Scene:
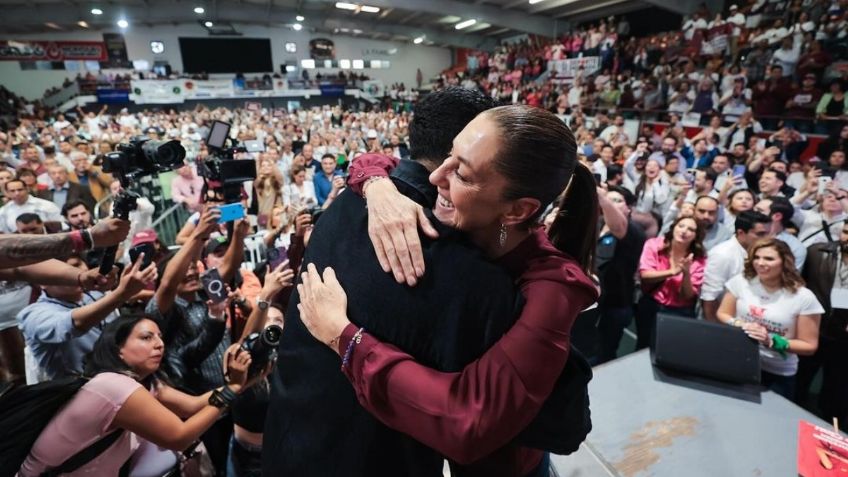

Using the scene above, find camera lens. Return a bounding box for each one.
[261,324,283,346]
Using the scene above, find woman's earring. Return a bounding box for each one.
[498,223,508,247]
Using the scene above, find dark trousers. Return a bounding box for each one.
[795,335,848,423]
[762,371,796,400]
[597,304,633,364]
[571,307,600,362]
[202,415,234,476]
[634,295,695,351]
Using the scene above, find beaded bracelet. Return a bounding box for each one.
[341,327,365,371]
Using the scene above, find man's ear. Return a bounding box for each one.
[501,197,542,227]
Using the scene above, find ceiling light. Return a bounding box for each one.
[335,2,358,10]
[455,19,477,30]
[194,6,205,13]
[204,21,213,27]
[45,22,62,29]
[296,15,305,21]
[90,8,103,15]
[529,0,544,3]
[117,19,129,28]
[361,5,380,13]
[77,20,89,28]
[353,29,362,34]
[413,36,424,44]
[340,28,350,32]
[292,23,303,30]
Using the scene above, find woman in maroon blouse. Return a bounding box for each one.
[298,105,600,477]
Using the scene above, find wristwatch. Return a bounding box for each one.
[257,298,271,311]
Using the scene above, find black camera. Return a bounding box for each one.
[103,136,186,187]
[198,121,256,204]
[96,135,185,274]
[240,324,282,378]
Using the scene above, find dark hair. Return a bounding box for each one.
[84,314,159,385]
[606,164,623,182]
[15,168,36,179]
[409,87,497,165]
[695,195,719,208]
[15,212,42,224]
[485,105,598,273]
[608,185,636,206]
[698,167,718,185]
[661,216,706,259]
[4,178,25,190]
[734,210,771,233]
[767,195,794,229]
[764,167,787,183]
[61,199,90,218]
[743,238,805,292]
[321,153,335,161]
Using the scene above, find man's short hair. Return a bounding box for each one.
[695,195,719,208]
[768,195,794,228]
[62,199,90,218]
[608,185,636,206]
[735,210,771,233]
[765,167,787,183]
[321,153,335,161]
[4,178,25,191]
[698,167,718,185]
[408,87,497,164]
[607,164,623,181]
[15,213,42,225]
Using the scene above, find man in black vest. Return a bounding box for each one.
[263,88,520,476]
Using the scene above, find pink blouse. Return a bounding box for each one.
[638,237,706,308]
[19,372,143,477]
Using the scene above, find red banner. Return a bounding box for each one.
[0,41,108,61]
[798,420,848,476]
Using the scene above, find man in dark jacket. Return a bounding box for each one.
[36,165,96,211]
[798,223,848,425]
[265,89,523,476]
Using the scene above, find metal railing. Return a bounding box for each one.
[151,202,192,247]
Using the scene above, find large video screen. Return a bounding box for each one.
[179,37,273,73]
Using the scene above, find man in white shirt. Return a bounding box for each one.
[771,37,801,77]
[0,179,64,233]
[600,115,630,146]
[700,210,772,321]
[727,5,746,35]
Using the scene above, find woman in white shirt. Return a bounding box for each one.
[633,159,670,216]
[282,165,317,212]
[717,238,823,399]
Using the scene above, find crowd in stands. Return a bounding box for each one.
[0,4,847,474]
[449,0,848,135]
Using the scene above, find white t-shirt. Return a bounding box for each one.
[724,275,824,376]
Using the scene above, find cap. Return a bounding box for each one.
[131,229,158,247]
[367,129,378,139]
[205,235,229,255]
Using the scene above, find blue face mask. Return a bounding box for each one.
[583,145,594,156]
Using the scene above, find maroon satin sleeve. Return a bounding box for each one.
[345,153,400,195]
[338,279,592,466]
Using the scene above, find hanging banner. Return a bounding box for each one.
[102,33,131,68]
[0,41,108,61]
[362,79,385,98]
[548,56,601,80]
[183,79,234,99]
[131,80,185,104]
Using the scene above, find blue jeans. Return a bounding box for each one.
[596,305,633,364]
[226,436,262,477]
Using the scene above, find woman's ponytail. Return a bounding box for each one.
[548,164,599,274]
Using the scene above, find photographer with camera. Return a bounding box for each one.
[146,205,248,472]
[224,262,292,476]
[16,253,157,381]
